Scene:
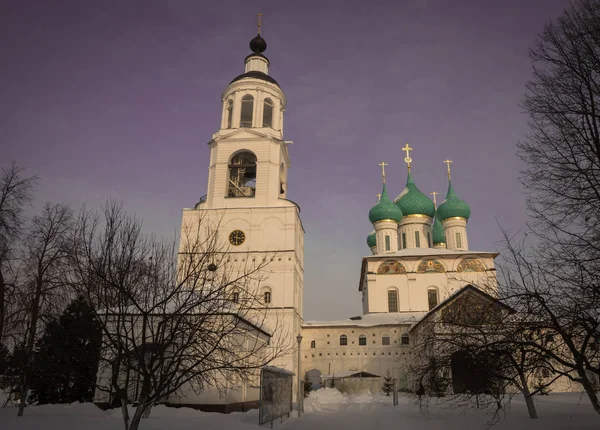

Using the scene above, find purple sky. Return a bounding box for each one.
[1,0,569,320]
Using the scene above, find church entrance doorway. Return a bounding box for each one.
[306,369,322,390]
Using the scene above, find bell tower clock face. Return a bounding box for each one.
[229,230,246,246]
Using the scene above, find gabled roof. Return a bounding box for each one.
[409,284,514,333]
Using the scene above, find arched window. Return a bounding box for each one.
[231,291,239,303]
[226,99,233,128]
[388,289,398,313]
[263,291,271,304]
[228,151,257,197]
[240,95,254,128]
[310,340,316,348]
[339,334,348,346]
[359,335,367,346]
[427,288,439,310]
[401,334,410,345]
[382,335,390,346]
[262,98,274,127]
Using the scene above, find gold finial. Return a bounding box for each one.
[430,191,438,208]
[378,161,388,183]
[443,159,453,180]
[257,12,264,34]
[376,193,382,203]
[402,143,413,171]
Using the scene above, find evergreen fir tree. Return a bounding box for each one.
[382,370,394,396]
[29,296,101,404]
[303,373,313,398]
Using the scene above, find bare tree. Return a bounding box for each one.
[68,201,291,430]
[0,163,37,344]
[498,230,600,416]
[510,0,600,416]
[8,203,74,416]
[409,290,526,423]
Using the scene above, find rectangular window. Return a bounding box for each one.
[359,336,367,346]
[456,232,462,248]
[402,233,407,249]
[415,231,420,248]
[385,235,390,251]
[382,336,390,346]
[428,289,438,311]
[427,232,432,248]
[388,290,398,313]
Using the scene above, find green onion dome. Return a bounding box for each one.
[394,172,435,218]
[436,181,471,221]
[432,215,445,244]
[369,184,403,224]
[367,231,376,248]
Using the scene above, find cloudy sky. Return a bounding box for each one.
[1,0,569,320]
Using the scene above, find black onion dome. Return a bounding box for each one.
[250,34,267,53]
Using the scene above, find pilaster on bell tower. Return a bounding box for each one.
[201,23,291,210]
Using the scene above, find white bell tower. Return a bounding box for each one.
[180,26,304,387]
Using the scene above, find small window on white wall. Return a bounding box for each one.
[359,335,367,346]
[402,232,407,249]
[263,290,271,304]
[382,336,390,345]
[340,334,348,346]
[427,288,439,310]
[427,232,432,248]
[415,231,420,248]
[385,235,390,251]
[388,289,398,313]
[456,232,462,248]
[401,334,410,345]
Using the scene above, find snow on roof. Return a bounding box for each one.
[303,312,427,328]
[262,366,295,377]
[321,371,381,379]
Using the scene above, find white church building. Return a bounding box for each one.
[174,27,513,410]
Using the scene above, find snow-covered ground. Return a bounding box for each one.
[0,388,597,430]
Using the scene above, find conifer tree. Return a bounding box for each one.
[382,370,393,396]
[29,296,101,404]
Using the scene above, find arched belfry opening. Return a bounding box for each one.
[263,97,274,127]
[240,95,254,128]
[228,151,257,197]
